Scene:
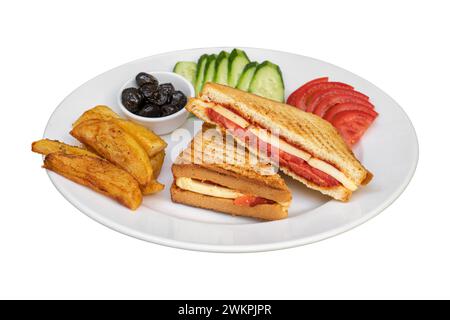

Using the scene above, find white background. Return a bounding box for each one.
[1,0,449,299]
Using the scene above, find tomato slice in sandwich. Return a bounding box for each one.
[277,150,340,187]
[306,88,369,113]
[324,102,378,122]
[287,77,328,110]
[206,107,242,131]
[234,195,274,207]
[331,110,377,146]
[314,94,374,117]
[289,162,340,187]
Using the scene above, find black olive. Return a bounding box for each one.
[148,89,169,106]
[136,72,158,87]
[161,104,178,116]
[170,91,187,109]
[139,82,158,99]
[138,104,162,118]
[159,83,174,96]
[121,87,142,113]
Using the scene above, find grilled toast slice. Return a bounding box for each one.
[173,123,291,204]
[171,124,291,220]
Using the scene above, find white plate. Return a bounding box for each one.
[43,47,418,252]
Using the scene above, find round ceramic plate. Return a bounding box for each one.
[43,47,418,252]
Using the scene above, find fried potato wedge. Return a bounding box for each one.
[149,150,165,178]
[141,180,165,195]
[32,139,101,158]
[72,105,120,128]
[113,119,167,158]
[71,119,153,187]
[44,153,142,210]
[73,106,167,158]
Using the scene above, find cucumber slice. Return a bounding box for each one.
[194,54,208,96]
[173,61,197,85]
[248,61,285,102]
[213,51,229,85]
[236,62,258,91]
[203,54,217,88]
[228,49,250,87]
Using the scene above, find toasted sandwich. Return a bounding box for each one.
[171,124,292,220]
[186,83,372,201]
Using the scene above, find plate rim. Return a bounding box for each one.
[43,47,420,253]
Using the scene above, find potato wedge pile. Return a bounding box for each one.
[32,105,167,210]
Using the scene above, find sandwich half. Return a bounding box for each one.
[186,83,372,202]
[171,123,292,220]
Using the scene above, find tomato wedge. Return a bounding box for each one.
[331,110,376,146]
[234,195,274,207]
[296,81,353,111]
[289,77,378,146]
[314,94,374,117]
[306,88,369,113]
[287,77,328,110]
[324,103,378,122]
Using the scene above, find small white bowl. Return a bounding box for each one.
[118,71,194,135]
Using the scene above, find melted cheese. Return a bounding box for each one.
[307,158,358,191]
[175,177,243,199]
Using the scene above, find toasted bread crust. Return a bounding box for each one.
[170,184,288,221]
